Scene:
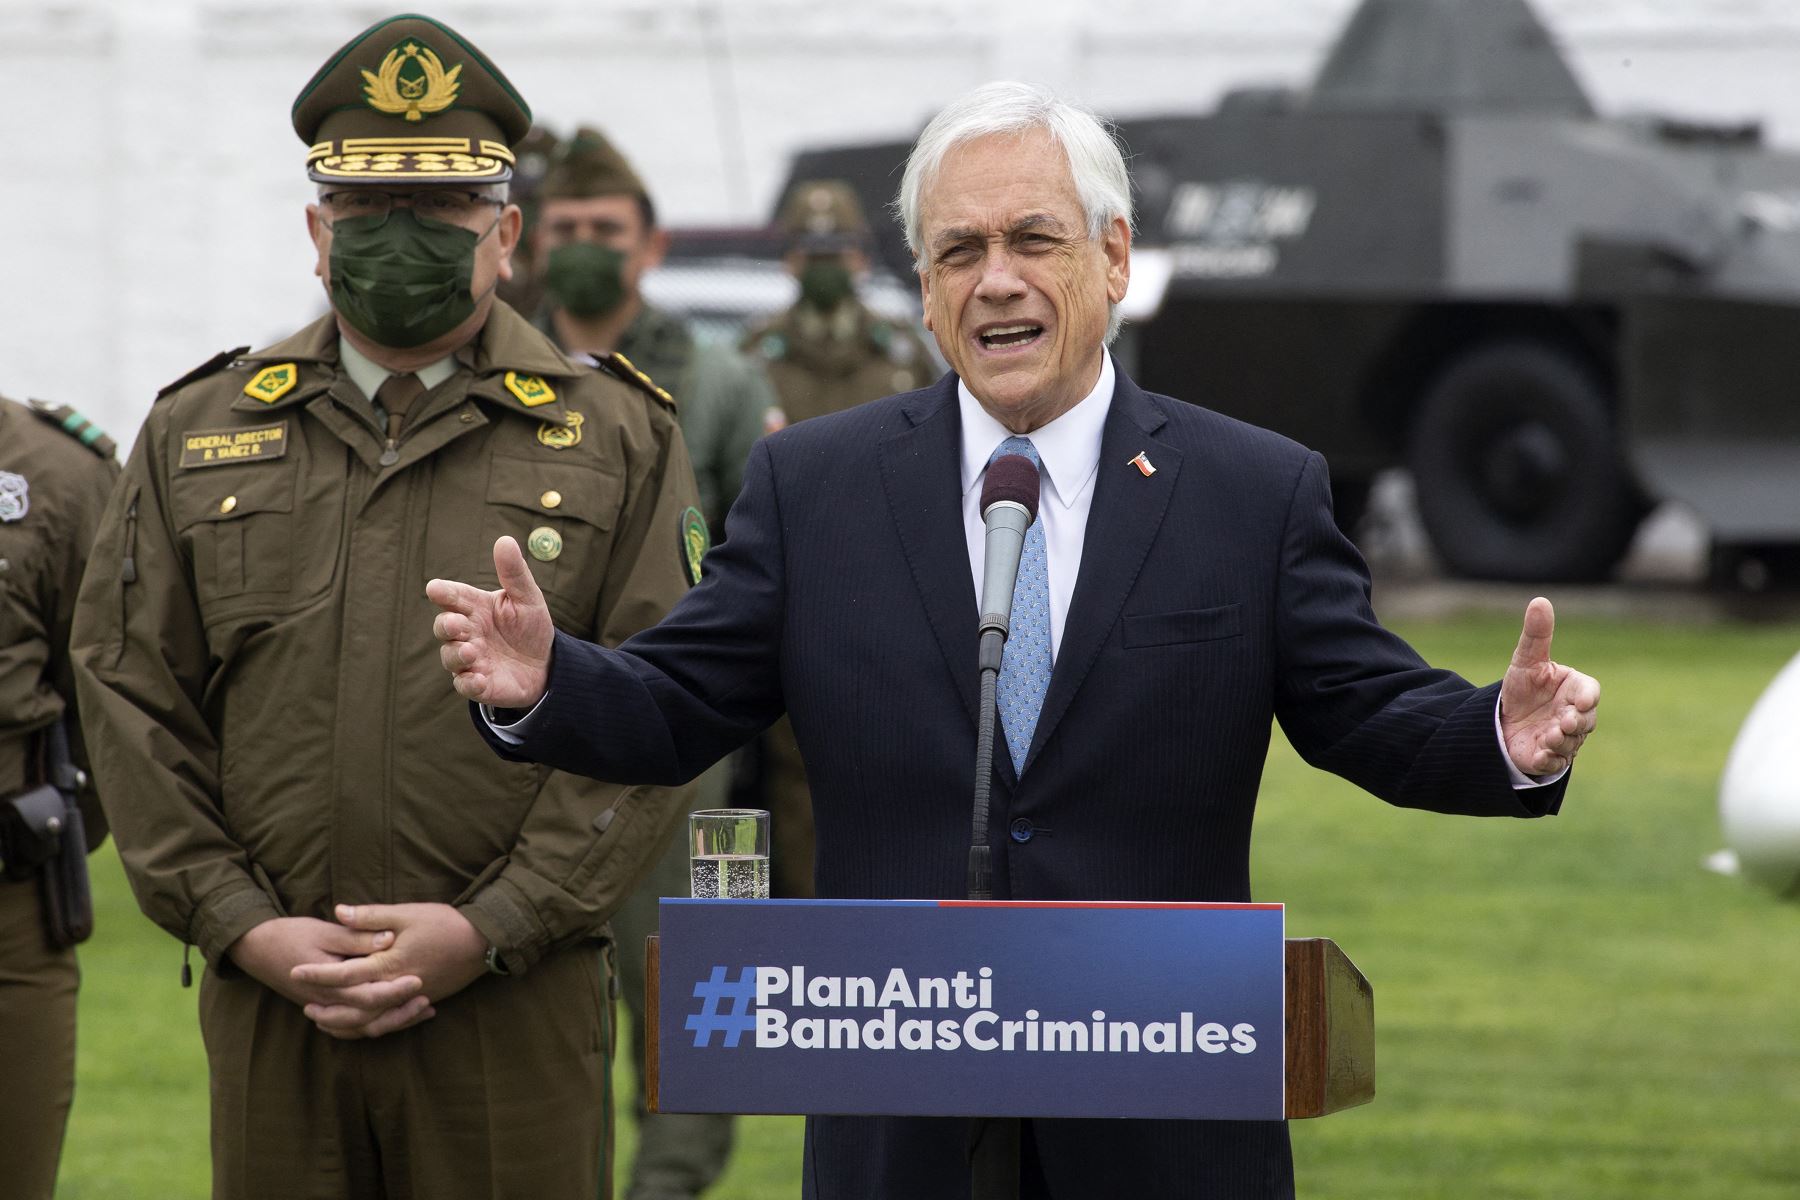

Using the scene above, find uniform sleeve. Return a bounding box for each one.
[711,351,777,529]
[48,450,120,848]
[70,409,280,963]
[458,404,707,973]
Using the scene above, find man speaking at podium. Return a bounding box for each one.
[430,82,1600,1200]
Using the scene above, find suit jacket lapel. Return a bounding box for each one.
[878,378,983,735]
[1024,372,1180,774]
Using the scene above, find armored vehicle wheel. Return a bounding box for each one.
[1409,341,1643,582]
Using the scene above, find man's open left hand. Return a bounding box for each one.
[1499,597,1600,778]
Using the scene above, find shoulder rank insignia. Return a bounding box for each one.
[27,398,117,459]
[596,352,676,410]
[537,411,584,450]
[0,471,28,523]
[244,363,300,404]
[505,371,557,407]
[680,505,709,585]
[158,345,253,400]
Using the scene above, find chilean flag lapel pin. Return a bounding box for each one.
[1129,450,1156,477]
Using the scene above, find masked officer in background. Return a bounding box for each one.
[735,181,937,904]
[1,394,116,1200]
[533,126,773,537]
[530,124,769,1200]
[70,15,701,1198]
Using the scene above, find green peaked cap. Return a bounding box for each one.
[539,126,648,202]
[292,12,533,185]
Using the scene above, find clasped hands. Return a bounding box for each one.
[227,902,488,1040]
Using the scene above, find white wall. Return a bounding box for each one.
[4,0,1800,445]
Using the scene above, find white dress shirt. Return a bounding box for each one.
[959,352,1114,661]
[338,337,457,403]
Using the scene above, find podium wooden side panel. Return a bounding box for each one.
[1284,937,1375,1118]
[648,932,1374,1119]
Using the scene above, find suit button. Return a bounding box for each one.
[1009,818,1034,843]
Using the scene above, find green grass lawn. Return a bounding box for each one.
[55,612,1800,1197]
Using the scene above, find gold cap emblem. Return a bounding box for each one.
[363,42,462,123]
[527,525,563,561]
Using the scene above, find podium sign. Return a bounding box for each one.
[655,898,1286,1120]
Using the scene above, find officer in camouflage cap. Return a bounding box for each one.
[529,123,764,1200]
[0,394,116,1200]
[71,14,702,1198]
[736,181,937,917]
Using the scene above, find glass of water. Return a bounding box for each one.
[689,808,770,899]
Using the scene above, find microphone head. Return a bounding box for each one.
[981,453,1041,523]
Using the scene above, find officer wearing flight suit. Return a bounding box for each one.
[0,394,116,1200]
[739,180,937,903]
[529,125,771,1200]
[70,15,701,1199]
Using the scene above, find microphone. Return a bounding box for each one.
[978,454,1041,640]
[969,452,1041,902]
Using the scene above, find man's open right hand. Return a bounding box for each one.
[427,535,555,709]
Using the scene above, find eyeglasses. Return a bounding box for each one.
[319,190,504,227]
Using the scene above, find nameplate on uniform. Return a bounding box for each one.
[179,423,290,468]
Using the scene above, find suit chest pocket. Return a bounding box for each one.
[1122,603,1243,648]
[170,464,296,613]
[477,456,624,630]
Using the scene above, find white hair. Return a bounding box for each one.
[897,81,1133,341]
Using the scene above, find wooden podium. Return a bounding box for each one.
[647,934,1373,1120]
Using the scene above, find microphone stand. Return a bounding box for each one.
[967,626,1006,901]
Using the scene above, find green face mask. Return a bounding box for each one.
[798,259,856,311]
[544,242,629,318]
[328,209,491,349]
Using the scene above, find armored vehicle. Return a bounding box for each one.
[780,0,1800,582]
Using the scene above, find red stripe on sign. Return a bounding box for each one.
[936,901,1282,910]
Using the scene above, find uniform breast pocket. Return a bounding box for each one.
[1121,603,1243,648]
[478,456,624,629]
[170,465,296,616]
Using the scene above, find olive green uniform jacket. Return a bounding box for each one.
[1,393,116,1200]
[1,395,116,824]
[741,298,935,430]
[615,303,773,531]
[69,304,699,975]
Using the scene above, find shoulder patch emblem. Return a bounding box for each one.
[159,345,253,400]
[680,505,709,586]
[505,371,557,407]
[595,352,676,410]
[244,363,299,404]
[27,398,117,459]
[0,471,28,523]
[536,411,584,449]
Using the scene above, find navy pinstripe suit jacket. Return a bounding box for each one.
[479,367,1566,1199]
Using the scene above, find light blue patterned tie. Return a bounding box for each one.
[991,437,1052,771]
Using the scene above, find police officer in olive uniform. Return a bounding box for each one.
[743,179,936,430]
[529,125,768,1200]
[738,181,937,904]
[0,394,116,1200]
[69,16,702,1199]
[533,126,773,533]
